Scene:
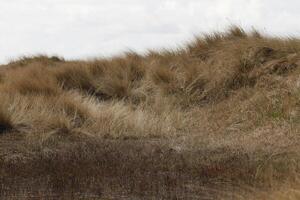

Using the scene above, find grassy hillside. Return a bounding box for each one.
[0,27,300,199]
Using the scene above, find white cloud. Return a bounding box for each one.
[0,0,299,63]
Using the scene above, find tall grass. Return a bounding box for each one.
[0,26,299,199]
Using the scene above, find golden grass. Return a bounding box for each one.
[0,26,299,199]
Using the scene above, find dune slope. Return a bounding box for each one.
[0,27,300,199]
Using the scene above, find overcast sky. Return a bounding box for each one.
[1,0,300,64]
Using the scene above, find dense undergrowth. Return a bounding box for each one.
[0,27,300,199]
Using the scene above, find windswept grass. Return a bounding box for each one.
[0,26,300,199]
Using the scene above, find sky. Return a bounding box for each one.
[1,0,300,64]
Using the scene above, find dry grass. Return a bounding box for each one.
[0,26,300,199]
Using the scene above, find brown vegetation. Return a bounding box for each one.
[0,27,300,199]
